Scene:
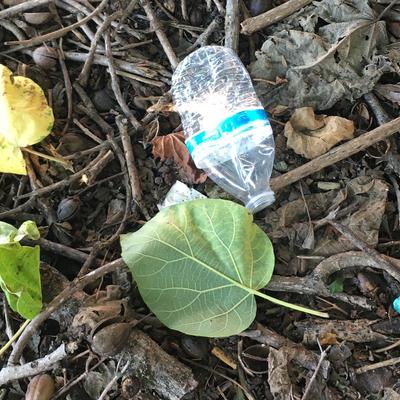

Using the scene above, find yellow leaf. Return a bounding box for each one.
[0,64,54,147]
[0,134,26,175]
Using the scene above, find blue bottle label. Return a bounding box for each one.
[185,108,271,157]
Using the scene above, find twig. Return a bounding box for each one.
[181,0,189,21]
[116,117,143,204]
[32,238,103,266]
[8,258,126,366]
[15,151,108,200]
[0,197,36,219]
[241,0,313,34]
[301,344,331,400]
[181,16,222,55]
[104,32,141,130]
[56,39,73,135]
[355,356,400,374]
[328,222,400,277]
[5,0,109,47]
[73,82,113,134]
[240,323,330,378]
[0,0,51,19]
[389,175,400,229]
[78,11,122,87]
[182,358,254,400]
[270,116,400,192]
[78,135,131,277]
[98,360,130,400]
[65,51,170,79]
[213,0,226,15]
[86,150,115,185]
[140,0,179,69]
[225,0,240,53]
[52,358,107,399]
[1,344,71,385]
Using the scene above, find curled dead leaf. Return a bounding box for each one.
[152,132,207,184]
[284,107,354,159]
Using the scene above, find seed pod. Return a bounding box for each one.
[25,374,55,400]
[57,197,80,221]
[91,322,133,356]
[23,12,52,25]
[32,46,58,70]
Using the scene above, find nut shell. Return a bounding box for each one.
[24,12,52,25]
[32,46,58,70]
[25,374,55,400]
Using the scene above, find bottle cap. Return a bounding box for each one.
[246,191,275,214]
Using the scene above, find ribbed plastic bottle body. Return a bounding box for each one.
[172,46,275,212]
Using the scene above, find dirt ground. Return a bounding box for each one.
[1,0,400,399]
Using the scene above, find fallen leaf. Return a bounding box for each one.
[152,132,207,184]
[250,0,390,110]
[0,64,54,175]
[0,135,26,174]
[284,107,354,159]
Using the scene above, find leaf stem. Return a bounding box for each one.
[254,290,329,318]
[0,319,30,359]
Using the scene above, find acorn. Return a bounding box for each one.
[23,12,52,25]
[32,46,58,70]
[91,321,134,356]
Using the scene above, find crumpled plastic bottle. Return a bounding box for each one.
[172,45,275,213]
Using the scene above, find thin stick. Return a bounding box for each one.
[57,39,73,135]
[15,151,107,200]
[213,0,226,15]
[5,0,109,47]
[225,0,240,53]
[241,0,313,34]
[140,0,179,69]
[181,0,189,21]
[301,345,331,400]
[181,16,222,55]
[0,320,30,359]
[98,361,130,400]
[116,116,143,203]
[0,0,51,19]
[270,117,400,192]
[78,11,122,87]
[104,32,142,130]
[355,356,400,374]
[8,258,126,366]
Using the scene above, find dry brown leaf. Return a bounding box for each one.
[319,332,339,346]
[152,132,207,184]
[284,107,354,159]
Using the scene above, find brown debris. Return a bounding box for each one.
[152,132,208,184]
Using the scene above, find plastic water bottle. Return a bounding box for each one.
[171,46,275,213]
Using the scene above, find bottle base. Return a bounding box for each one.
[246,191,275,213]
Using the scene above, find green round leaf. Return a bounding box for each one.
[121,199,275,337]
